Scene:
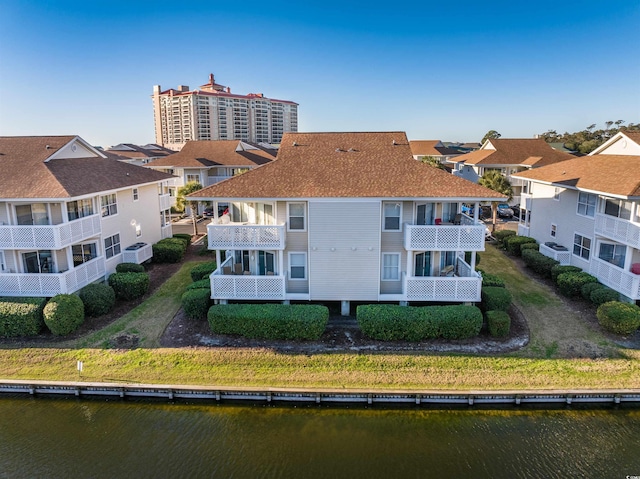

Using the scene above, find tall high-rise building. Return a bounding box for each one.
[152,74,298,150]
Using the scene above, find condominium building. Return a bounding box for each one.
[152,74,298,150]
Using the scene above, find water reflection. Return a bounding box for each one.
[0,398,638,478]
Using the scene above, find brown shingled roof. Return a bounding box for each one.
[146,140,276,169]
[0,136,174,199]
[189,132,506,200]
[622,131,640,143]
[513,155,640,197]
[458,138,575,167]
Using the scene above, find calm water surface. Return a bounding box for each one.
[0,397,638,478]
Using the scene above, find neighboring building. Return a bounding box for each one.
[145,140,277,207]
[450,138,575,206]
[189,132,505,314]
[152,73,298,150]
[409,140,465,166]
[513,131,640,301]
[0,136,175,297]
[104,143,175,166]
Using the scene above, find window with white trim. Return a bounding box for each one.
[383,202,401,231]
[67,199,94,221]
[133,188,139,201]
[186,174,200,184]
[577,192,596,217]
[551,224,557,237]
[288,252,307,280]
[104,234,121,259]
[381,253,400,281]
[573,234,591,260]
[288,203,306,231]
[101,194,118,217]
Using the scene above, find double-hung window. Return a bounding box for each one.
[289,252,306,280]
[381,253,400,281]
[288,203,306,231]
[383,203,401,231]
[101,194,117,217]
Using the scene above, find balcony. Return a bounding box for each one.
[539,243,571,265]
[404,259,482,302]
[209,257,285,300]
[159,194,172,211]
[0,256,106,297]
[206,175,232,186]
[595,213,640,249]
[207,223,286,250]
[404,215,485,251]
[0,215,101,250]
[590,257,640,300]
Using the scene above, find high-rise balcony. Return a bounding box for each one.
[0,215,101,250]
[207,222,286,250]
[595,213,640,249]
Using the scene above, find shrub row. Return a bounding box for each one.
[43,294,85,336]
[153,238,187,263]
[556,271,598,297]
[486,310,510,337]
[550,265,582,283]
[190,261,217,282]
[186,278,211,291]
[208,304,329,340]
[504,235,537,256]
[181,289,211,320]
[481,287,512,312]
[108,272,150,300]
[597,301,640,335]
[116,262,145,274]
[520,242,539,253]
[79,283,116,316]
[521,249,560,278]
[494,230,516,245]
[172,233,192,246]
[477,268,505,288]
[356,304,483,341]
[0,297,46,337]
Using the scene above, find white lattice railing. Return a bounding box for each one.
[161,225,173,239]
[122,243,153,264]
[595,213,640,249]
[0,214,101,250]
[207,223,285,250]
[517,224,530,237]
[590,257,640,300]
[0,256,106,297]
[404,276,481,302]
[539,243,571,265]
[159,194,172,211]
[210,274,286,300]
[404,220,485,251]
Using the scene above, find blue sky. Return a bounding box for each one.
[1,0,638,148]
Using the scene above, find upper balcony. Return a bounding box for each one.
[159,194,172,211]
[0,256,106,297]
[207,222,286,250]
[0,214,101,250]
[404,214,485,251]
[594,213,640,249]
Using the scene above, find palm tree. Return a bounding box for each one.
[478,170,513,232]
[176,181,203,236]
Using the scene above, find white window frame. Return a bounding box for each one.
[576,192,596,218]
[382,202,402,231]
[186,174,200,184]
[550,224,557,238]
[381,253,401,281]
[133,188,139,201]
[573,233,591,260]
[101,193,118,217]
[288,252,307,280]
[104,233,121,259]
[287,202,306,232]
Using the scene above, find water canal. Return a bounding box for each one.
[1,397,638,478]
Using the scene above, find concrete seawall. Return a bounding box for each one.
[1,380,639,407]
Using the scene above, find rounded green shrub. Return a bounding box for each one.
[494,230,516,246]
[181,289,211,320]
[78,283,116,316]
[557,272,598,297]
[504,235,537,256]
[481,287,512,312]
[116,262,145,274]
[478,270,505,288]
[43,294,84,336]
[590,287,619,306]
[186,278,211,291]
[190,261,217,282]
[597,301,640,335]
[581,282,604,301]
[108,272,150,300]
[152,238,186,263]
[521,249,560,278]
[0,297,46,337]
[520,242,539,253]
[551,265,582,283]
[172,233,192,246]
[486,310,511,337]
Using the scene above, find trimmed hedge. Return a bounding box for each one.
[78,283,116,317]
[43,294,84,336]
[481,287,512,312]
[597,301,640,335]
[356,304,483,341]
[551,265,582,283]
[172,233,192,246]
[190,261,217,282]
[521,249,560,278]
[520,242,539,253]
[581,282,604,301]
[181,289,211,320]
[108,272,150,300]
[486,310,510,337]
[152,238,187,263]
[557,272,598,297]
[504,235,537,256]
[186,278,211,291]
[465,251,481,267]
[0,297,46,337]
[116,262,145,274]
[477,269,506,288]
[590,286,620,306]
[208,304,329,340]
[494,230,516,245]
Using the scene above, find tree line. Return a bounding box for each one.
[538,121,639,154]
